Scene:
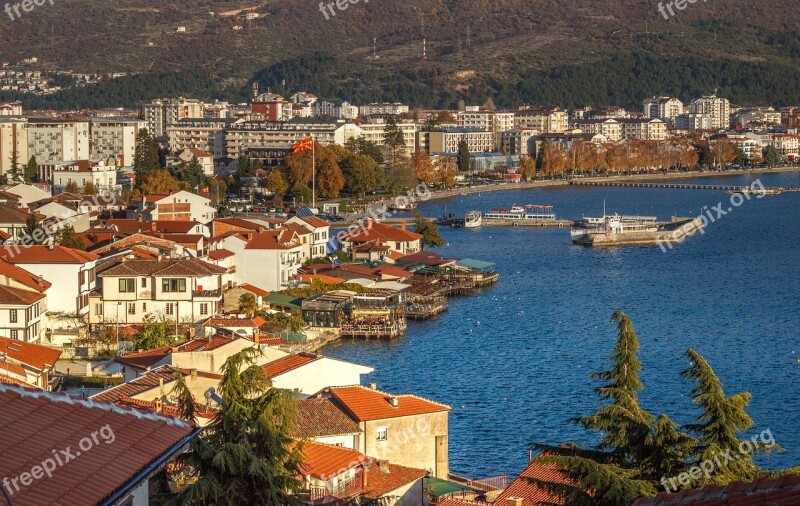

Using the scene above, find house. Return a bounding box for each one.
[298,441,372,504]
[321,384,451,478]
[262,352,374,396]
[493,451,581,506]
[93,258,228,327]
[286,214,331,259]
[0,245,98,324]
[129,190,216,223]
[198,315,266,338]
[282,222,315,262]
[176,148,214,176]
[0,384,199,505]
[222,283,269,313]
[340,220,423,258]
[90,365,222,426]
[294,397,362,449]
[233,228,303,292]
[0,205,33,241]
[51,159,118,192]
[0,336,60,389]
[115,334,286,382]
[1,183,51,208]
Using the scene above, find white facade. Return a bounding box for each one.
[688,95,730,130]
[643,97,685,126]
[90,118,145,166]
[26,120,90,164]
[0,296,45,343]
[52,160,118,192]
[233,232,303,292]
[358,103,409,116]
[143,98,204,137]
[0,117,28,177]
[269,356,374,396]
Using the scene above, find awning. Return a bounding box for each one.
[456,258,496,271]
[264,293,304,310]
[423,477,481,498]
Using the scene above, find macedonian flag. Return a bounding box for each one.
[292,136,314,153]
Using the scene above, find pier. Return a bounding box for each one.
[569,181,800,192]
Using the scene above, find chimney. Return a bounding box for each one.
[389,396,399,408]
[369,383,377,390]
[401,222,407,231]
[158,377,165,394]
[506,498,524,506]
[190,369,197,380]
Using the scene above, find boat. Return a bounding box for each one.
[390,202,417,212]
[570,213,704,247]
[463,211,482,228]
[726,188,783,196]
[483,204,557,222]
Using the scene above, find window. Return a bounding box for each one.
[95,303,103,315]
[200,303,208,315]
[161,278,187,293]
[142,303,146,312]
[166,303,174,316]
[10,330,17,340]
[376,427,388,442]
[127,303,135,315]
[141,278,147,288]
[119,278,135,293]
[9,309,16,323]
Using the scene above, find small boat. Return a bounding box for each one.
[464,211,482,228]
[390,202,418,212]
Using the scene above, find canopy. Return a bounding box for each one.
[457,258,496,271]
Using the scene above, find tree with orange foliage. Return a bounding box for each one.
[412,151,437,185]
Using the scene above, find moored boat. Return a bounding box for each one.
[570,213,704,247]
[483,204,557,222]
[464,211,482,228]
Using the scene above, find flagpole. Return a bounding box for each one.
[311,134,316,209]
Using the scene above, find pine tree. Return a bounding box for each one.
[457,139,471,172]
[682,349,779,486]
[133,129,161,184]
[169,348,304,505]
[412,210,446,247]
[25,156,38,183]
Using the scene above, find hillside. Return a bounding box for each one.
[2,0,800,108]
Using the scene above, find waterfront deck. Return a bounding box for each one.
[569,181,799,192]
[340,321,407,339]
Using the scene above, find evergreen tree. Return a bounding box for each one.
[133,129,161,184]
[733,147,746,166]
[182,156,206,189]
[54,225,87,250]
[134,313,174,350]
[24,156,38,183]
[698,145,714,167]
[237,155,252,177]
[412,210,446,247]
[384,116,406,175]
[536,139,547,172]
[169,348,304,505]
[238,293,258,316]
[762,145,781,167]
[23,214,44,244]
[344,136,384,165]
[457,139,471,172]
[682,349,779,486]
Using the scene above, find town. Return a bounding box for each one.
[0,88,798,506]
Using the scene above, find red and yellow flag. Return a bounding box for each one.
[292,136,314,153]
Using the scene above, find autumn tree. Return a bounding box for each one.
[412,151,437,185]
[64,180,79,193]
[540,142,568,175]
[435,156,458,188]
[140,169,180,195]
[265,170,288,197]
[710,139,736,167]
[520,155,536,180]
[340,152,383,196]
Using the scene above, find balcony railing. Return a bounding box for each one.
[305,472,363,502]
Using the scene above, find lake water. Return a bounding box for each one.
[323,172,800,479]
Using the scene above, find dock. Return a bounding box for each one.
[569,181,800,192]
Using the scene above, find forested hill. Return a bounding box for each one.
[2,0,800,109]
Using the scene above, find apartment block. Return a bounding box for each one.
[0,117,28,177]
[514,107,568,133]
[26,119,90,164]
[688,95,730,130]
[643,96,685,126]
[143,97,204,137]
[90,117,145,166]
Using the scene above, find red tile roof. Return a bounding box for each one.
[99,258,226,277]
[208,248,234,260]
[298,273,346,285]
[0,385,195,506]
[300,440,371,479]
[240,283,269,296]
[299,215,330,228]
[0,245,99,264]
[293,397,362,439]
[0,360,26,377]
[0,284,46,305]
[91,366,222,405]
[343,220,423,244]
[328,385,450,422]
[204,316,264,328]
[0,260,52,292]
[632,475,800,505]
[262,352,320,378]
[494,453,578,506]
[245,228,301,250]
[0,336,61,371]
[363,463,428,500]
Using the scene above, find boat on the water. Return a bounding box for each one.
[464,211,482,228]
[570,213,704,247]
[483,204,557,222]
[390,202,418,212]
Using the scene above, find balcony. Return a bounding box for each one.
[192,288,222,299]
[302,472,363,503]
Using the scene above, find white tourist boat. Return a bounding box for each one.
[483,204,557,222]
[463,211,482,228]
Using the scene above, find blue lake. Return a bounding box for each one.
[323,172,800,479]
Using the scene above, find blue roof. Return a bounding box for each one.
[457,258,496,270]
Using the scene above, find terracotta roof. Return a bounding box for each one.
[0,245,99,264]
[298,273,346,285]
[283,222,312,236]
[494,453,579,506]
[343,220,423,244]
[245,228,301,250]
[0,336,61,371]
[152,220,203,234]
[91,366,222,404]
[0,384,195,505]
[118,335,241,371]
[204,316,263,328]
[99,258,226,277]
[208,248,234,260]
[0,259,51,292]
[328,385,450,422]
[263,353,320,378]
[0,205,31,224]
[0,284,46,305]
[212,217,267,232]
[0,360,26,377]
[363,463,428,500]
[239,283,269,296]
[293,397,362,439]
[0,373,29,386]
[300,441,371,479]
[632,475,800,505]
[298,215,330,228]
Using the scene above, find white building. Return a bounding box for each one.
[262,352,374,396]
[515,107,568,133]
[358,102,409,116]
[285,215,331,259]
[233,228,303,292]
[688,95,730,130]
[0,245,99,322]
[89,117,145,166]
[0,101,23,116]
[25,119,90,164]
[176,148,215,176]
[643,97,685,126]
[0,117,28,177]
[618,118,667,141]
[501,128,539,156]
[93,258,228,328]
[143,97,204,137]
[421,129,496,154]
[129,190,216,223]
[0,260,50,343]
[52,159,118,192]
[574,119,622,142]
